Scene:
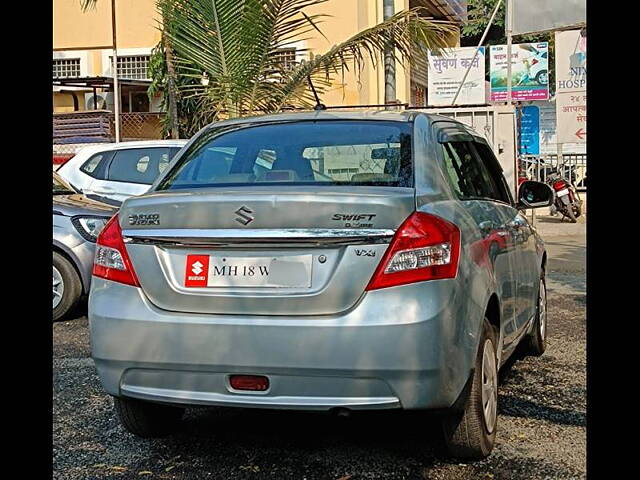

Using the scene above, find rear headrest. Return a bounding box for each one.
[272,156,314,180]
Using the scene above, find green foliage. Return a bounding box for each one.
[462,0,551,46]
[462,0,505,41]
[153,0,456,133]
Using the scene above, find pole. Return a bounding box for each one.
[383,0,396,106]
[506,0,513,104]
[111,0,121,143]
[451,0,502,106]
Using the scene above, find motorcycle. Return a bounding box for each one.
[546,169,582,223]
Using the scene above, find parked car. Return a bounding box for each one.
[56,140,188,204]
[53,172,116,321]
[89,111,553,459]
[530,50,548,85]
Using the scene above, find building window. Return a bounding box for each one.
[53,58,81,78]
[112,55,151,80]
[271,48,297,71]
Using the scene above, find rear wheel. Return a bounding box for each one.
[53,251,82,322]
[522,274,548,356]
[572,203,582,219]
[442,318,499,459]
[564,205,577,223]
[114,396,184,438]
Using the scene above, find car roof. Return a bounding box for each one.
[199,109,484,139]
[75,139,188,156]
[202,109,419,129]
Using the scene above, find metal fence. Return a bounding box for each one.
[520,154,587,190]
[53,111,166,156]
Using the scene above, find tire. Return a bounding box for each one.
[573,203,582,219]
[522,273,547,356]
[564,205,577,223]
[114,396,184,438]
[442,319,499,459]
[53,251,82,322]
[534,70,548,86]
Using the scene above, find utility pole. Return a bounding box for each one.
[451,0,502,106]
[111,0,121,142]
[505,0,513,105]
[383,0,396,106]
[505,0,513,104]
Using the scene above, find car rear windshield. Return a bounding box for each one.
[156,120,413,190]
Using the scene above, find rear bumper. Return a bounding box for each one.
[89,277,480,411]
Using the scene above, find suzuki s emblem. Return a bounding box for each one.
[234,205,254,225]
[191,261,204,275]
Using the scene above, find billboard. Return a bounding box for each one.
[512,0,586,36]
[490,43,549,101]
[427,47,486,106]
[555,29,587,144]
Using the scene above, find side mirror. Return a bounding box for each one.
[517,181,554,209]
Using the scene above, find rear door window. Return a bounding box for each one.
[107,148,174,184]
[157,121,413,190]
[472,142,513,204]
[440,142,502,201]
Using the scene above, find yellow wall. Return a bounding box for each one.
[53,0,161,50]
[53,0,460,107]
[302,0,458,106]
[53,92,77,112]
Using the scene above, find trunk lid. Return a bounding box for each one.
[120,186,414,315]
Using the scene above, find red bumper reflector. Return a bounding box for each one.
[229,375,269,391]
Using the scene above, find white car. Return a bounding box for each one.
[56,140,188,204]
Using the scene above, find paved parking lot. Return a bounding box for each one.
[53,219,586,480]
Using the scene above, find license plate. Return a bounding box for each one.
[184,254,312,288]
[556,188,569,197]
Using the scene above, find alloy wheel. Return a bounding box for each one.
[539,278,547,340]
[481,338,498,434]
[53,265,65,309]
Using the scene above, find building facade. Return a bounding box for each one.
[52,0,464,114]
[53,0,162,113]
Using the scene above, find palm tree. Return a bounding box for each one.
[81,0,456,134]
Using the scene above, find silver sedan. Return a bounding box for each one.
[53,172,116,321]
[89,111,553,459]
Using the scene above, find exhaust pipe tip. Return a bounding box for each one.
[330,407,351,418]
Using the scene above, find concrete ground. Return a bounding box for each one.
[53,210,586,480]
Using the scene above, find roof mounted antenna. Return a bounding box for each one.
[307,75,326,111]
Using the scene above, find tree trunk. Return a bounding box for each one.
[162,29,180,139]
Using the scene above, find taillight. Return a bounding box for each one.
[531,58,539,65]
[366,212,460,291]
[92,214,140,287]
[553,180,565,190]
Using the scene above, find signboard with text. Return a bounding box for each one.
[520,106,540,155]
[555,29,587,144]
[490,43,549,101]
[427,47,486,106]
